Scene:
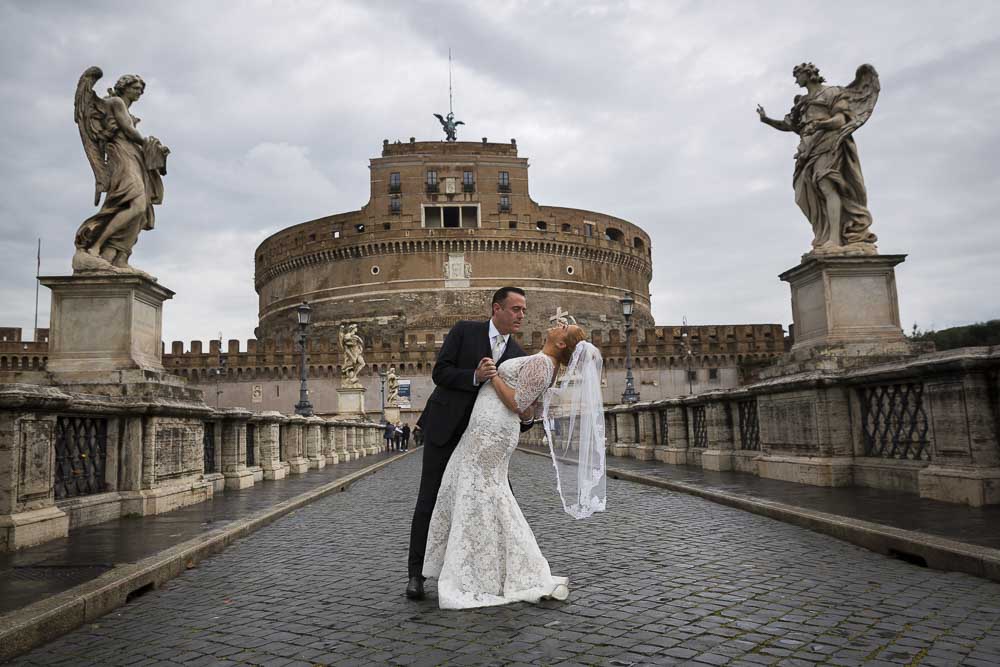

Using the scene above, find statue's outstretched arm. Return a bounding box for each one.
[756,105,793,132]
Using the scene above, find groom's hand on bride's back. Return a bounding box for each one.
[475,357,497,384]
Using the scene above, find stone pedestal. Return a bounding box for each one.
[384,405,400,424]
[305,416,327,469]
[662,448,690,464]
[0,506,69,552]
[284,416,310,474]
[780,255,908,355]
[221,409,255,490]
[40,274,174,378]
[337,387,366,417]
[918,466,1000,507]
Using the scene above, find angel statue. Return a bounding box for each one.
[757,63,880,256]
[386,365,400,407]
[338,324,366,388]
[72,66,170,278]
[433,111,464,142]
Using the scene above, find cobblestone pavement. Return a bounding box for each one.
[10,452,1000,667]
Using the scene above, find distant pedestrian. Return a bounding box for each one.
[413,426,423,448]
[394,423,404,450]
[384,421,395,452]
[402,423,411,451]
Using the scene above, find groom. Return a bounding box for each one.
[406,286,531,599]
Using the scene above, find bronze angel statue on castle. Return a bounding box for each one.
[72,66,170,278]
[757,63,881,256]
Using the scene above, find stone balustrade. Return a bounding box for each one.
[595,347,1000,506]
[0,382,384,552]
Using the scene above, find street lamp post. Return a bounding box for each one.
[682,331,694,395]
[379,368,387,424]
[294,302,314,417]
[620,294,640,404]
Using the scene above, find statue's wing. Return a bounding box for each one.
[836,63,880,150]
[454,121,465,126]
[74,66,110,206]
[433,113,445,125]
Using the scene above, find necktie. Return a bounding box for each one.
[492,335,504,362]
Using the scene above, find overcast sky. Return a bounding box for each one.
[1,0,998,345]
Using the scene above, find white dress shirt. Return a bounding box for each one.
[473,320,509,386]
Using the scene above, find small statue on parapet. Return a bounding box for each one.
[338,324,366,388]
[72,66,170,279]
[386,366,400,406]
[757,63,881,257]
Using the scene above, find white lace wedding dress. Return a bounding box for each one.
[422,353,568,610]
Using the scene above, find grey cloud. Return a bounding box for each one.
[1,0,998,346]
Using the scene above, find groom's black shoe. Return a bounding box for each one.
[405,576,425,600]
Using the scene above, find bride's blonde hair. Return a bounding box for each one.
[556,325,587,366]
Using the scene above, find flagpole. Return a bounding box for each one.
[33,238,40,339]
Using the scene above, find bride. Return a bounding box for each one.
[422,323,603,609]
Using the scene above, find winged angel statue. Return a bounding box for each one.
[72,66,170,277]
[757,63,880,256]
[433,111,464,142]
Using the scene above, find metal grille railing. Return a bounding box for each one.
[203,422,217,473]
[737,399,760,451]
[691,406,708,448]
[54,416,108,500]
[859,382,931,461]
[246,423,256,467]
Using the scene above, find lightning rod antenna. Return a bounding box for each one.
[448,48,454,115]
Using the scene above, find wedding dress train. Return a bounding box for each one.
[422,353,567,610]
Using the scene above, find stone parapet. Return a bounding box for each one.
[604,346,1000,507]
[0,382,387,552]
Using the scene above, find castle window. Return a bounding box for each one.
[308,233,316,242]
[561,223,572,233]
[498,171,510,192]
[423,204,479,228]
[508,221,517,229]
[584,222,595,238]
[332,230,341,239]
[633,237,644,250]
[463,171,474,192]
[535,221,547,231]
[371,266,380,275]
[499,194,511,212]
[390,196,401,214]
[566,266,575,275]
[605,227,623,242]
[426,170,438,193]
[383,223,392,230]
[709,368,718,380]
[355,224,365,233]
[389,172,401,193]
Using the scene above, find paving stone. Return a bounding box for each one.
[6,452,1000,666]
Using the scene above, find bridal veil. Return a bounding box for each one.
[541,340,607,519]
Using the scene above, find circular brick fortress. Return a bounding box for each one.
[254,139,653,346]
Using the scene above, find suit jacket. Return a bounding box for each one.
[417,319,527,446]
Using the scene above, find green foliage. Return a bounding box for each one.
[908,319,1000,350]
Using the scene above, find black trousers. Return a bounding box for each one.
[407,431,462,579]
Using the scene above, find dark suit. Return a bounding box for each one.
[407,319,527,578]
